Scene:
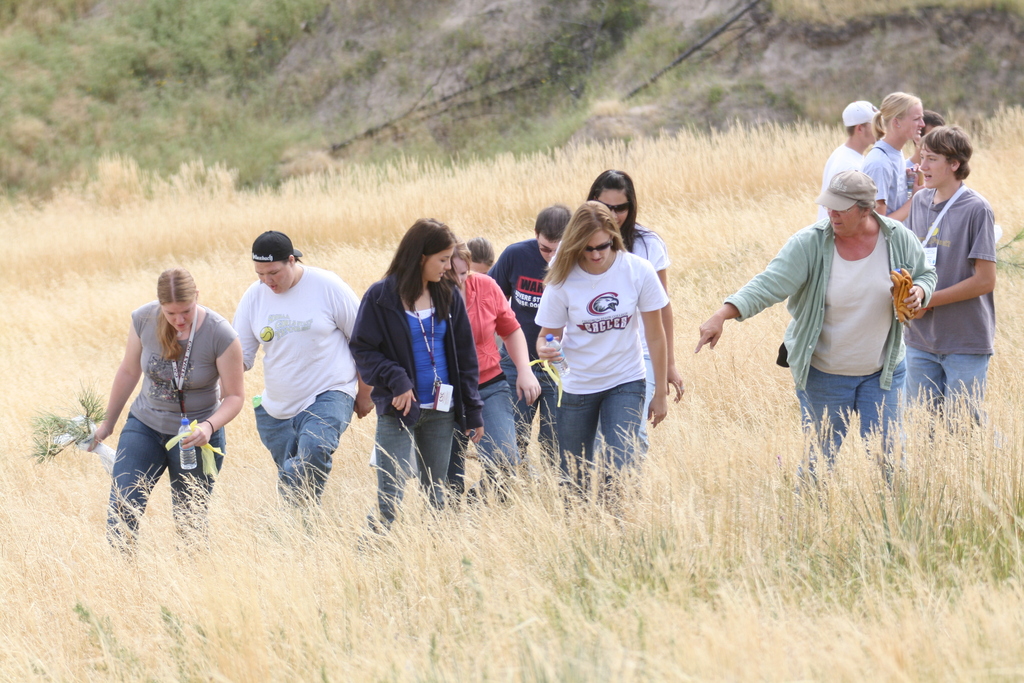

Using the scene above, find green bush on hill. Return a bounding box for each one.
[0,0,330,195]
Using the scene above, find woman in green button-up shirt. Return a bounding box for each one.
[696,171,936,476]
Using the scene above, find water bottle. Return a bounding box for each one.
[178,418,197,470]
[545,334,570,376]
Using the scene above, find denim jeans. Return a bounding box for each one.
[107,412,226,547]
[501,350,559,462]
[448,378,521,493]
[255,390,354,503]
[795,361,905,473]
[905,346,990,424]
[599,354,655,456]
[373,408,456,528]
[554,379,646,492]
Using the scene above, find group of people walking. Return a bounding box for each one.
[698,91,996,475]
[92,170,683,547]
[90,96,999,546]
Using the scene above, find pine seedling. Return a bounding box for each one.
[31,387,107,462]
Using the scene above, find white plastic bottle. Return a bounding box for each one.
[178,418,197,470]
[544,334,570,376]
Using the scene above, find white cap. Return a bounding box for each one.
[842,100,878,127]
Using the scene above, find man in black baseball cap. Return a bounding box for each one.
[235,230,372,504]
[252,230,303,262]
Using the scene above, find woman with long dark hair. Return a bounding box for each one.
[351,219,484,528]
[587,170,683,452]
[92,268,244,548]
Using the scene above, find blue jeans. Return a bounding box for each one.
[255,390,354,503]
[554,379,646,492]
[905,346,990,424]
[599,354,655,455]
[447,378,521,493]
[373,408,456,528]
[107,413,226,547]
[501,351,559,462]
[795,362,905,473]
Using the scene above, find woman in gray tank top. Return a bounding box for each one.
[91,268,244,550]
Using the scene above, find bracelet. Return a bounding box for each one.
[202,419,215,433]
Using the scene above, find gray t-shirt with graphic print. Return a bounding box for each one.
[129,302,238,434]
[904,186,996,355]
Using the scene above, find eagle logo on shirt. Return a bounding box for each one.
[587,292,619,315]
[579,292,631,333]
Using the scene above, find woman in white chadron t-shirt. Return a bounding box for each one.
[535,202,669,494]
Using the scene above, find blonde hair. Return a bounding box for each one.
[871,92,922,140]
[156,268,197,361]
[545,202,624,287]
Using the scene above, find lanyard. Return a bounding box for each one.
[414,305,440,385]
[920,184,968,247]
[171,309,197,417]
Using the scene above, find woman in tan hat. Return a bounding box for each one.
[696,171,936,476]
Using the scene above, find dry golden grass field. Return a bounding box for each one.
[5,112,1024,681]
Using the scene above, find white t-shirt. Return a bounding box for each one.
[817,144,866,221]
[536,251,669,394]
[234,266,361,419]
[811,234,892,376]
[631,225,671,356]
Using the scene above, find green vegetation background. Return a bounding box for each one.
[1,0,1019,197]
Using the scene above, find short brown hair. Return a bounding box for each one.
[921,125,972,180]
[466,237,494,267]
[923,110,946,129]
[534,204,571,241]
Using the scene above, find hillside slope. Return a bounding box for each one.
[1,0,1022,196]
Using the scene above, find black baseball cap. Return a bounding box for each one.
[252,231,303,262]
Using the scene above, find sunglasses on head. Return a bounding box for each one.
[584,240,614,252]
[600,201,630,214]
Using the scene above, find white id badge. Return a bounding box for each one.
[434,383,454,412]
[923,246,937,267]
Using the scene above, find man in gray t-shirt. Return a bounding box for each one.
[904,126,996,421]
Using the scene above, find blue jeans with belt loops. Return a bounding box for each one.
[373,408,456,528]
[447,377,520,493]
[107,412,226,548]
[501,350,559,463]
[905,346,990,425]
[554,379,646,494]
[795,361,905,475]
[254,390,354,504]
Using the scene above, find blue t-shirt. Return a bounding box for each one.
[406,310,449,403]
[488,238,548,360]
[863,140,907,215]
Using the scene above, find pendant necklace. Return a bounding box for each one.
[582,262,612,290]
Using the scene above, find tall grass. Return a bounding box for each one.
[3,111,1024,679]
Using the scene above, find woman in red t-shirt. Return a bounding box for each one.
[447,241,541,496]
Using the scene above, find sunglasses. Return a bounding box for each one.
[584,240,614,252]
[600,201,630,214]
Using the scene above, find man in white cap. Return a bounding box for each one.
[816,101,879,221]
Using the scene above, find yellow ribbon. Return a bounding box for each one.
[529,359,564,407]
[165,420,223,477]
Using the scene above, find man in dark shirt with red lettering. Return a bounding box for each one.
[489,204,569,460]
